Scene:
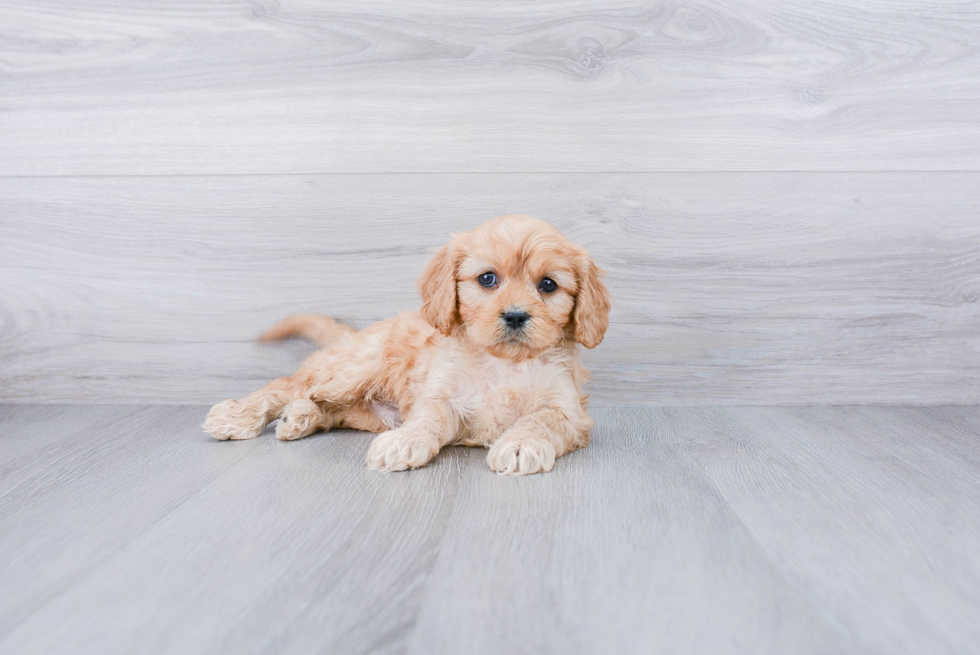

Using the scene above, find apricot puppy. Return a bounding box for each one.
[203,215,611,475]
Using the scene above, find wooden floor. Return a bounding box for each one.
[1,405,977,654]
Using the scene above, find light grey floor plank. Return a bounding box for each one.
[0,417,465,655]
[1,1,978,174]
[0,406,263,637]
[0,406,144,494]
[2,173,977,405]
[1,405,978,654]
[407,406,837,655]
[662,406,980,655]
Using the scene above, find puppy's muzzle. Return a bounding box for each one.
[501,309,530,332]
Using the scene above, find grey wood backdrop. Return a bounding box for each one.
[1,0,978,404]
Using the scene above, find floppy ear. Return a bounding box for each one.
[418,240,460,335]
[572,256,611,348]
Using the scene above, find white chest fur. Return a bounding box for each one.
[478,355,545,407]
[445,351,570,446]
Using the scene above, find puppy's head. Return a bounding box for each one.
[418,215,610,360]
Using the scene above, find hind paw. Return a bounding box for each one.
[203,400,265,440]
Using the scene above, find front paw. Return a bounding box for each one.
[486,436,556,475]
[203,400,265,440]
[365,427,439,472]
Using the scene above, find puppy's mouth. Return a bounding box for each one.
[497,326,530,343]
[500,331,529,344]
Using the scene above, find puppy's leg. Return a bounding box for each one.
[276,398,330,441]
[365,399,459,472]
[204,375,304,440]
[487,406,593,476]
[276,401,387,440]
[338,405,392,433]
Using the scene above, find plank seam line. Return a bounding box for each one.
[1,170,980,180]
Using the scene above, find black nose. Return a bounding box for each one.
[502,310,530,330]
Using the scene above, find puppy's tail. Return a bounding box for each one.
[258,314,356,349]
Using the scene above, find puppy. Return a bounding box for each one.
[203,215,611,475]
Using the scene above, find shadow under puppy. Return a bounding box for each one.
[204,215,611,475]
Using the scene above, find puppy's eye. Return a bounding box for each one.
[478,272,497,288]
[539,277,557,293]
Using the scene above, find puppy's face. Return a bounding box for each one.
[418,215,610,360]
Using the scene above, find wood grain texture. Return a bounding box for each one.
[1,0,979,175]
[1,405,978,654]
[1,173,977,404]
[405,406,834,655]
[0,406,263,636]
[663,406,980,654]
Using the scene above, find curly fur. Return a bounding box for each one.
[203,215,611,475]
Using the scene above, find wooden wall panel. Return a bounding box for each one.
[2,1,977,404]
[2,173,977,404]
[0,0,978,175]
